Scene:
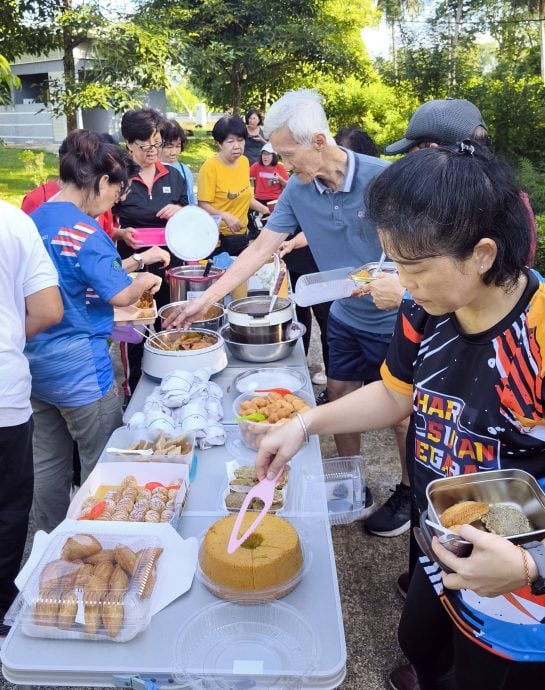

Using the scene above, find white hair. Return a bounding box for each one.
[263,89,335,146]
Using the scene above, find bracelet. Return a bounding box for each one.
[294,412,310,445]
[518,545,532,587]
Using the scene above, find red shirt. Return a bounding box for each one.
[21,181,115,238]
[249,162,289,201]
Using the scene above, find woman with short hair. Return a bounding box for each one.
[26,129,165,532]
[198,115,268,256]
[257,142,545,690]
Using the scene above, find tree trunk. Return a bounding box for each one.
[230,70,241,116]
[539,0,545,82]
[390,20,398,83]
[451,0,463,88]
[62,0,77,131]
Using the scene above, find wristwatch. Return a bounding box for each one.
[132,253,145,271]
[522,540,545,595]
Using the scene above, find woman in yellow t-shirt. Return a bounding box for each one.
[198,115,269,256]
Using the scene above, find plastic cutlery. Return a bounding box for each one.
[106,447,154,456]
[227,470,283,554]
[372,251,387,277]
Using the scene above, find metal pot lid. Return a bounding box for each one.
[165,207,219,261]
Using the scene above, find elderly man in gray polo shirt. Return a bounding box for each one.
[166,89,411,536]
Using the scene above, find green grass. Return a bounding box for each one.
[182,128,216,173]
[0,129,216,207]
[0,146,59,207]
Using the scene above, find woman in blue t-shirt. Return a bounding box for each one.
[26,129,168,532]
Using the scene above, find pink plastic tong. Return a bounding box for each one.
[227,470,283,554]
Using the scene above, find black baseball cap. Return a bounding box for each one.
[384,98,488,155]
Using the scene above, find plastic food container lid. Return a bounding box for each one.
[304,456,366,526]
[293,266,356,307]
[165,206,219,260]
[10,530,162,642]
[172,600,319,689]
[233,367,306,393]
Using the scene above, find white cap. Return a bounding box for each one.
[261,142,275,153]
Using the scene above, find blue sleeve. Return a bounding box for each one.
[182,164,196,205]
[265,178,299,235]
[78,232,132,302]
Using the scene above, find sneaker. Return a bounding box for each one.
[397,571,410,599]
[364,483,411,537]
[362,487,375,519]
[311,367,327,385]
[315,389,329,406]
[389,664,421,690]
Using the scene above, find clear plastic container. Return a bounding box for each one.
[196,514,308,603]
[220,461,290,514]
[232,390,314,451]
[172,601,319,690]
[9,530,163,642]
[350,261,397,285]
[304,456,366,526]
[103,426,195,465]
[293,266,355,307]
[233,367,306,394]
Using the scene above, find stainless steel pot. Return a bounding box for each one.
[220,323,306,363]
[158,301,225,332]
[226,296,293,344]
[166,265,224,303]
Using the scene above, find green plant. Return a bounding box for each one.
[19,150,49,187]
[534,213,545,276]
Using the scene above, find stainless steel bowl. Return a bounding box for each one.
[220,323,306,363]
[157,301,225,331]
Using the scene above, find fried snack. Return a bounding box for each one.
[93,561,115,583]
[39,558,82,590]
[61,534,102,561]
[83,603,101,635]
[102,591,124,638]
[84,574,109,595]
[84,548,115,565]
[237,393,310,425]
[109,565,129,593]
[74,563,95,586]
[57,589,78,630]
[34,589,61,626]
[135,290,154,309]
[114,544,138,576]
[439,501,490,529]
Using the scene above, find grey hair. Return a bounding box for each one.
[263,89,335,146]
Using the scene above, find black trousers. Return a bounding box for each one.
[289,270,331,371]
[399,562,545,690]
[0,419,33,619]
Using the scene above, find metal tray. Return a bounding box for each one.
[426,468,545,543]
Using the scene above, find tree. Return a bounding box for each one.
[0,1,174,130]
[134,0,378,114]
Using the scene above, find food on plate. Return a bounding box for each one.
[112,432,193,458]
[481,504,532,536]
[350,268,373,283]
[135,291,154,309]
[151,331,218,352]
[32,536,163,638]
[225,465,289,512]
[76,475,186,522]
[439,499,533,537]
[439,500,490,530]
[200,513,303,595]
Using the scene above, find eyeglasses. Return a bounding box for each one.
[134,141,163,152]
